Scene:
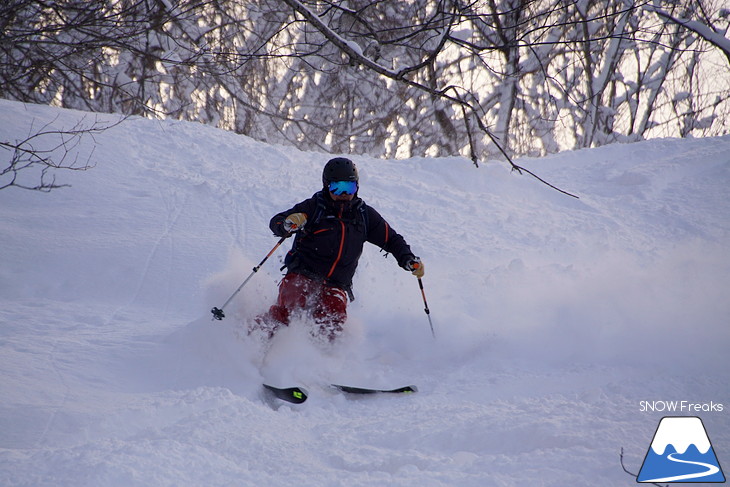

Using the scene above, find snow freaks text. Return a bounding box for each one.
[639,401,724,413]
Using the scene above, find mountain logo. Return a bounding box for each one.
[638,416,726,483]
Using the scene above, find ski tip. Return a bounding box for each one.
[393,385,418,394]
[262,384,308,404]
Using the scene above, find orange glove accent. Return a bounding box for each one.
[407,258,425,278]
[284,213,307,233]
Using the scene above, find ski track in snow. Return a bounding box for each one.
[1,99,729,486]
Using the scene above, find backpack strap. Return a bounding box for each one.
[308,192,368,234]
[305,192,328,230]
[359,203,369,234]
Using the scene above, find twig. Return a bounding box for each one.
[620,447,668,487]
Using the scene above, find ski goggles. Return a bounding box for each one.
[328,180,358,195]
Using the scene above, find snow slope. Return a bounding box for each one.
[1,99,729,486]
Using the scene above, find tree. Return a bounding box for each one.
[2,0,728,178]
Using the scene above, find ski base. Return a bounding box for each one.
[262,384,308,404]
[331,384,418,395]
[262,383,418,404]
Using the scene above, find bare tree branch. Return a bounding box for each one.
[1,115,122,192]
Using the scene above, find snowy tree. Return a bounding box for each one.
[1,0,728,165]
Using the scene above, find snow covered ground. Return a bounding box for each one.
[1,98,728,486]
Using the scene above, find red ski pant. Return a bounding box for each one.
[263,273,348,340]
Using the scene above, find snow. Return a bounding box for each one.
[344,40,363,57]
[1,98,729,486]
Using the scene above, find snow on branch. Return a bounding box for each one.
[279,0,399,78]
[278,0,579,199]
[647,6,730,65]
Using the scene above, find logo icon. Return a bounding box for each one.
[638,416,725,483]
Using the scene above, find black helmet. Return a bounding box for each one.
[322,157,358,188]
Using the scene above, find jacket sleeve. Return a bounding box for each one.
[269,197,317,237]
[364,206,416,268]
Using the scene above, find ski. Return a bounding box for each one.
[330,384,418,395]
[262,383,417,404]
[262,384,308,404]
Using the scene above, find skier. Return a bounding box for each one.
[251,157,424,341]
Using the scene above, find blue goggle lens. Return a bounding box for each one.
[328,180,358,195]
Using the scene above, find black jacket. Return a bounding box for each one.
[270,191,415,291]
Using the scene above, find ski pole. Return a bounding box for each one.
[211,235,288,320]
[417,276,435,338]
